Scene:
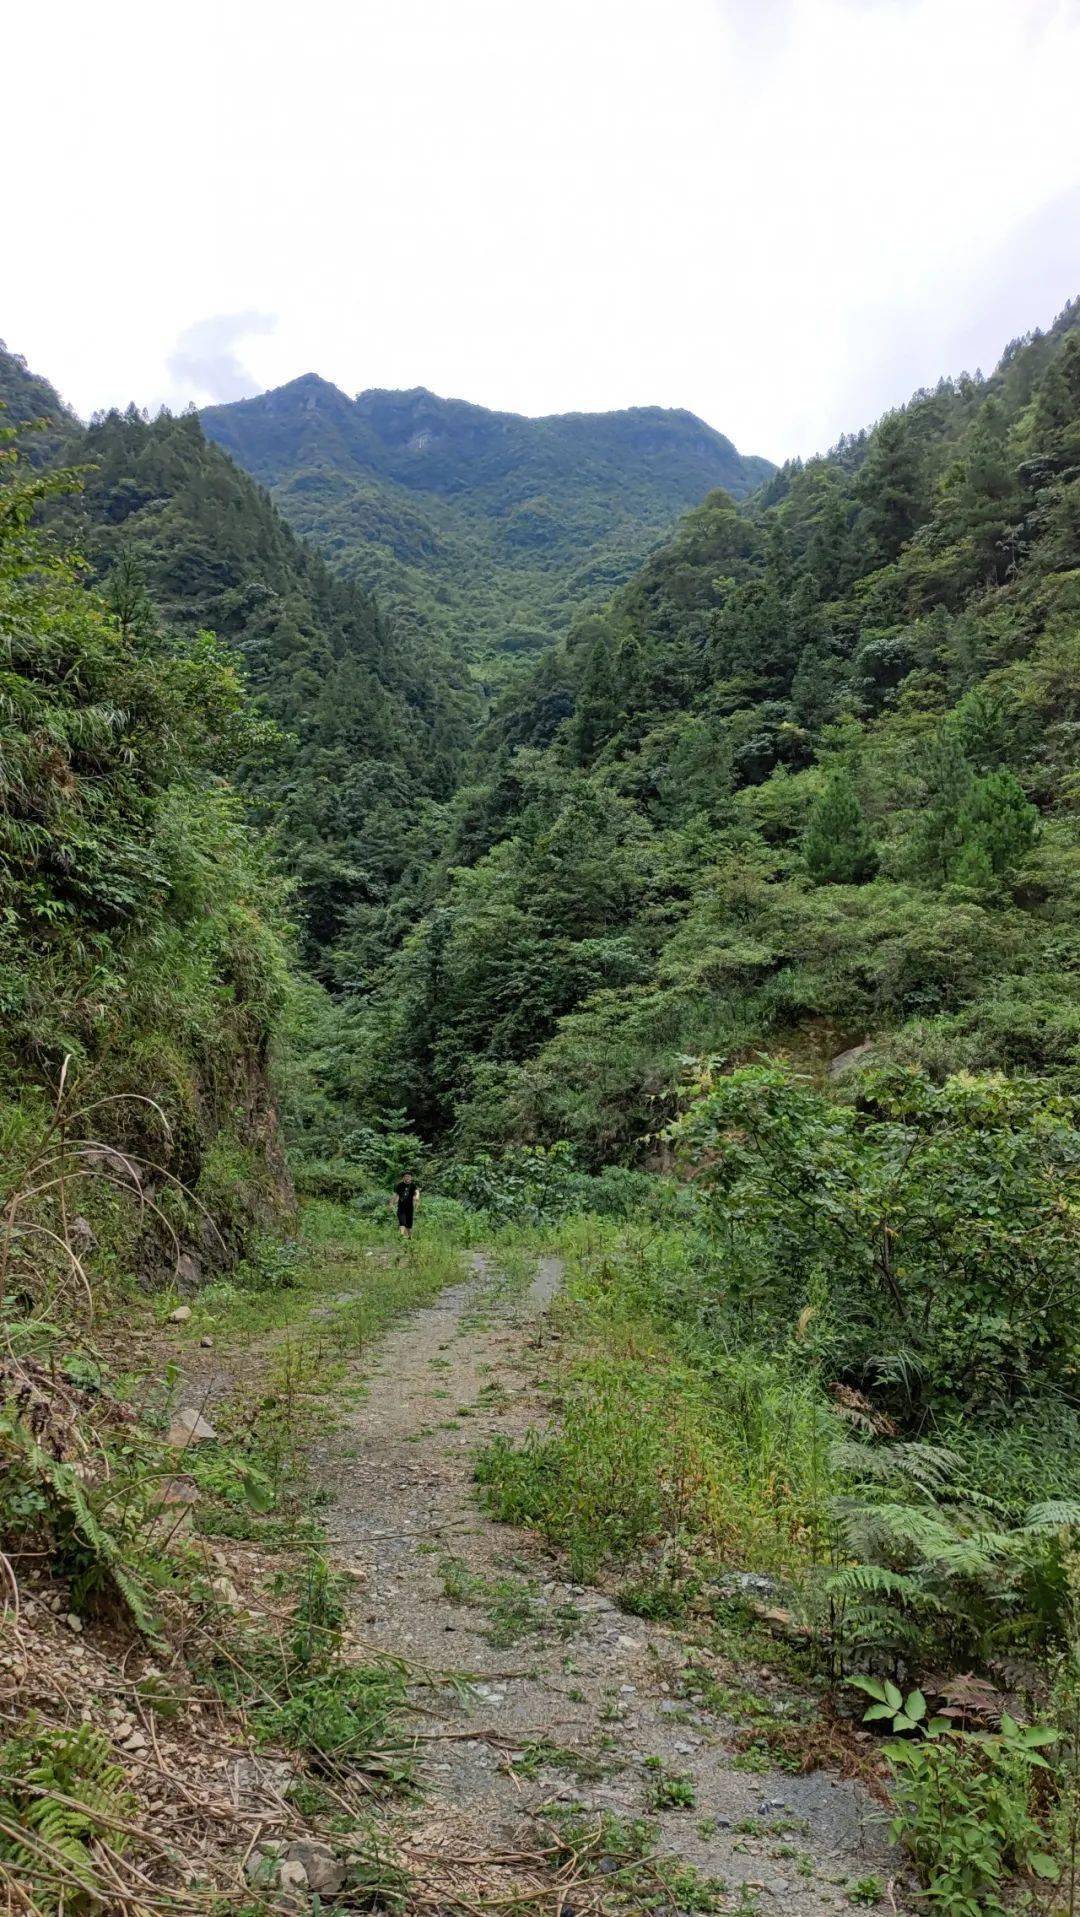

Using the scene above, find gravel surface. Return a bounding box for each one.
[319,1250,910,1912]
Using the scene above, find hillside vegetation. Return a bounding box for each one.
[337,302,1080,1167]
[202,377,773,676]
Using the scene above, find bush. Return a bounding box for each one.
[442,1142,584,1223]
[673,1062,1080,1408]
[884,1718,1058,1912]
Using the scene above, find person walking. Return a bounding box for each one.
[391,1171,420,1238]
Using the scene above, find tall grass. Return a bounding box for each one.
[477,1220,835,1582]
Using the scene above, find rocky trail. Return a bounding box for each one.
[304,1248,907,1914]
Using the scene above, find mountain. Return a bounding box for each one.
[54,401,478,976]
[201,379,774,675]
[337,301,1080,1159]
[0,338,77,459]
[1,337,481,979]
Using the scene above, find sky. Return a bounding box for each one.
[5,0,1078,463]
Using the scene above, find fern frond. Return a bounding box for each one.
[824,1563,948,1612]
[1024,1499,1080,1533]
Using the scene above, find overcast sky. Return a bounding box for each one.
[6,0,1078,462]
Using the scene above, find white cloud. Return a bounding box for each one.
[4,0,1077,460]
[165,312,277,405]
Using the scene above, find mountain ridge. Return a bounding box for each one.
[201,377,773,672]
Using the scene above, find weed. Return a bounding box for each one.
[847,1878,885,1906]
[884,1718,1059,1913]
[439,1557,546,1646]
[645,1757,697,1809]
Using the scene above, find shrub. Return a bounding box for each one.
[673,1062,1080,1407]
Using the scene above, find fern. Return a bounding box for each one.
[0,1413,155,1633]
[1023,1499,1080,1533]
[825,1562,948,1612]
[0,1723,136,1912]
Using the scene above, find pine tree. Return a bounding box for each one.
[803,769,877,884]
[953,768,1038,888]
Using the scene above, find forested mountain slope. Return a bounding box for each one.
[334,302,1080,1162]
[5,309,1077,1179]
[0,403,292,1266]
[30,394,478,977]
[202,378,774,673]
[0,338,78,459]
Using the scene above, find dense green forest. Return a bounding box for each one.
[5,306,1077,1186]
[0,348,479,984]
[324,302,1080,1169]
[0,385,291,1264]
[202,377,773,676]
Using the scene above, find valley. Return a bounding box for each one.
[1,290,1078,1915]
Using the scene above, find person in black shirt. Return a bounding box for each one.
[391,1172,420,1237]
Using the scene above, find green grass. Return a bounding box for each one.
[174,1199,474,1349]
[439,1556,579,1648]
[474,1219,833,1585]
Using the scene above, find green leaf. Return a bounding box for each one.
[1028,1853,1060,1882]
[847,1675,889,1702]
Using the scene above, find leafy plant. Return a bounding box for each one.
[883,1716,1059,1913]
[849,1674,930,1735]
[0,1722,136,1913]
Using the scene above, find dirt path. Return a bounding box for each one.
[322,1250,906,1913]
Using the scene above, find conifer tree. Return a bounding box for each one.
[803,769,877,884]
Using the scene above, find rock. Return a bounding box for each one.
[199,1335,213,1348]
[86,1146,143,1188]
[227,1755,295,1807]
[176,1252,202,1288]
[124,1731,147,1753]
[160,1476,200,1506]
[828,1036,875,1078]
[65,1613,83,1633]
[168,1306,191,1324]
[166,1407,217,1446]
[277,1859,309,1894]
[284,1841,345,1895]
[721,1570,779,1601]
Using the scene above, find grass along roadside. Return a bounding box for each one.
[0,1197,558,1914]
[169,1197,478,1348]
[472,1214,1080,1912]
